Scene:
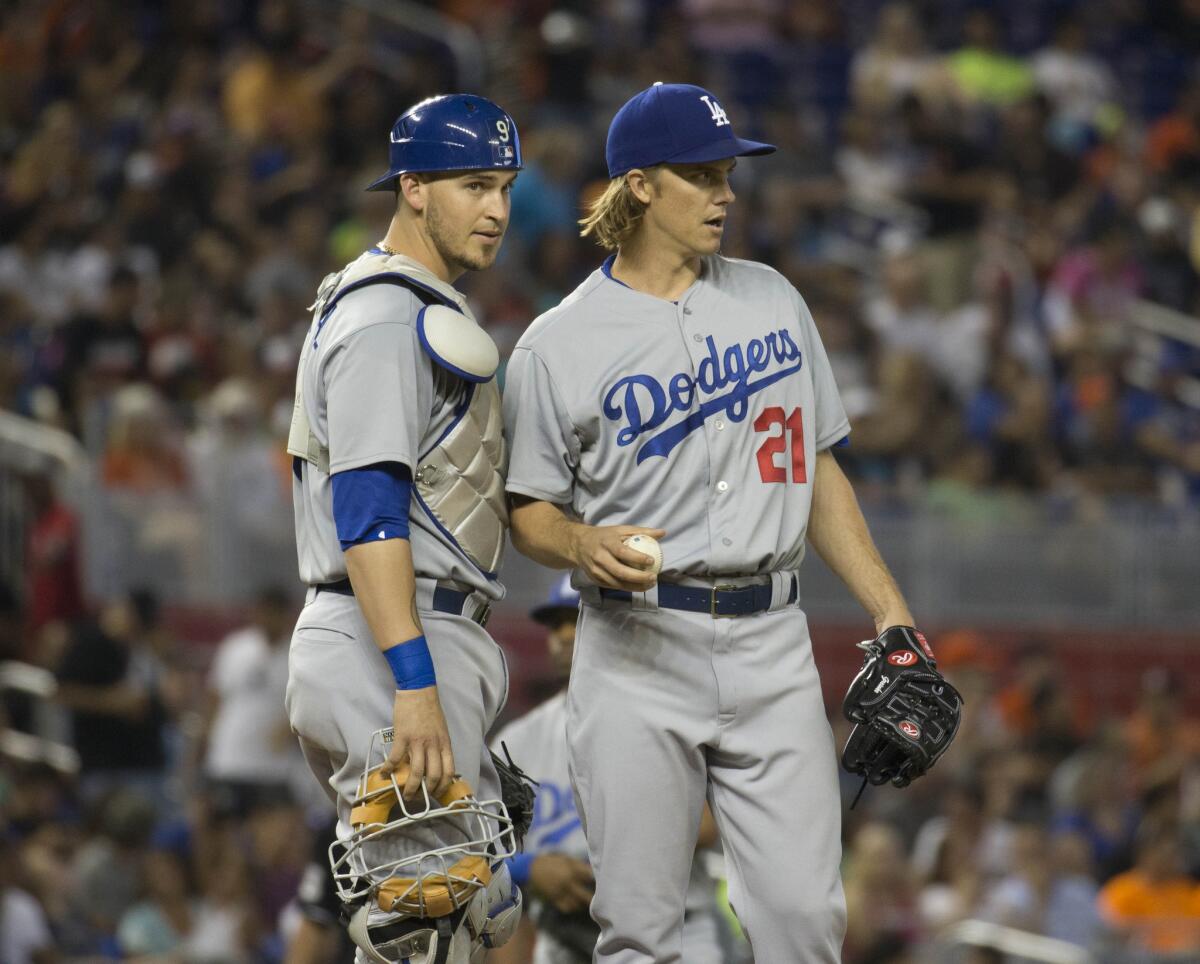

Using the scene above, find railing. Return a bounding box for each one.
[0,660,78,774]
[1,407,1197,628]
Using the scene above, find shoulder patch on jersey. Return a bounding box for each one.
[417,304,499,383]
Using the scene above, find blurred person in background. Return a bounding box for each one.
[200,586,300,817]
[99,384,189,496]
[187,377,296,599]
[850,3,937,112]
[863,244,989,404]
[841,822,921,963]
[1043,219,1143,363]
[181,836,261,963]
[61,788,154,955]
[115,842,196,958]
[22,466,86,644]
[1145,76,1200,177]
[1053,346,1156,498]
[52,590,170,808]
[976,817,1100,947]
[1098,820,1200,957]
[916,832,984,935]
[944,9,1034,110]
[0,833,56,964]
[1124,667,1200,794]
[1050,727,1141,883]
[278,818,353,964]
[1029,13,1118,151]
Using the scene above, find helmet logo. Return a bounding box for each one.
[889,651,917,667]
[496,119,511,142]
[699,95,730,127]
[899,720,921,740]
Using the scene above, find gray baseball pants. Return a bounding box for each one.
[567,590,846,963]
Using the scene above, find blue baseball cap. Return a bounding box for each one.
[530,574,580,625]
[605,83,775,179]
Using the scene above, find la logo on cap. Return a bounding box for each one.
[699,95,730,127]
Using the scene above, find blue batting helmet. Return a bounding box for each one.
[365,94,523,192]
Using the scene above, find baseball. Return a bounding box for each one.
[623,534,663,576]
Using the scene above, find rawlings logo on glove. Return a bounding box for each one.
[840,626,963,797]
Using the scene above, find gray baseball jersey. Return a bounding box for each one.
[502,254,849,963]
[291,261,503,599]
[504,255,848,577]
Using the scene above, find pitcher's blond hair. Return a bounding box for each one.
[579,176,650,251]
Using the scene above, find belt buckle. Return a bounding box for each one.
[710,584,738,618]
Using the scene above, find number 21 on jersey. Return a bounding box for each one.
[754,406,806,483]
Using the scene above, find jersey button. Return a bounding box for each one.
[716,480,729,493]
[722,538,733,546]
[683,307,693,315]
[692,333,703,342]
[715,419,725,430]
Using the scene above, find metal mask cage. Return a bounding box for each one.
[329,729,517,918]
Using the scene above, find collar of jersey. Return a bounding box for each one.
[602,254,707,307]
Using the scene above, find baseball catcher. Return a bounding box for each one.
[841,626,962,797]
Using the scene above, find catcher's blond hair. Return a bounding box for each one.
[579,176,650,251]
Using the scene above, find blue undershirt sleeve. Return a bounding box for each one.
[331,462,412,551]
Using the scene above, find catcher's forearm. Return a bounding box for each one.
[509,495,583,569]
[807,451,913,631]
[344,538,424,649]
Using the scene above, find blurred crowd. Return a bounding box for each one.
[3,0,1200,961]
[4,589,1200,962]
[2,0,1199,526]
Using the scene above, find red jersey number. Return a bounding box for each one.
[753,406,807,483]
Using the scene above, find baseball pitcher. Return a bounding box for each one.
[502,82,960,963]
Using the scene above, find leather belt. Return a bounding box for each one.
[600,579,790,618]
[314,579,491,628]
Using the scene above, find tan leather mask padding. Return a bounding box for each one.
[375,855,492,917]
[350,766,475,829]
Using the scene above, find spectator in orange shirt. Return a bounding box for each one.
[1098,821,1200,956]
[1145,78,1200,175]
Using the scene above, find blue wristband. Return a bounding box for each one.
[382,635,436,690]
[507,852,536,888]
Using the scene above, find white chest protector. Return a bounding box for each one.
[288,252,509,575]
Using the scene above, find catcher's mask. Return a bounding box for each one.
[331,729,520,963]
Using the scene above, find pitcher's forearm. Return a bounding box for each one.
[807,451,913,630]
[509,496,581,570]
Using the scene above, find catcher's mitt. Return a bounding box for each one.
[491,743,538,846]
[841,626,962,793]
